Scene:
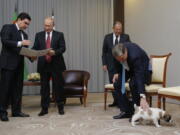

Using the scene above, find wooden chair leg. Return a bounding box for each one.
[83,91,87,107]
[158,95,161,108]
[163,97,166,110]
[51,90,56,103]
[149,96,152,107]
[64,99,67,105]
[80,97,83,104]
[52,94,57,107]
[104,89,107,110]
[146,95,150,105]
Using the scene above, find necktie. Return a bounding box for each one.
[46,32,51,62]
[121,64,126,94]
[115,35,119,45]
[19,30,24,40]
[19,30,23,34]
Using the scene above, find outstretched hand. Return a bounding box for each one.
[112,74,119,83]
[22,40,31,46]
[31,56,37,61]
[140,98,149,111]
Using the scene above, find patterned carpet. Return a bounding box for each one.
[0,93,180,135]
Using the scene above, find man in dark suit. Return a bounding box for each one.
[112,43,152,119]
[102,21,130,107]
[0,12,31,121]
[32,17,66,116]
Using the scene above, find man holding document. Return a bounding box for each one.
[20,47,51,57]
[0,12,32,121]
[32,17,66,116]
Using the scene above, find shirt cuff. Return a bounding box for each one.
[140,94,146,98]
[17,41,22,47]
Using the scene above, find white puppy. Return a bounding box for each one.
[131,105,172,127]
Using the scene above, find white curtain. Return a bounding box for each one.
[0,0,113,94]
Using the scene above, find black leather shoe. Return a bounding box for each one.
[12,112,30,117]
[58,104,65,115]
[38,109,48,116]
[108,102,118,107]
[113,112,132,119]
[0,114,9,121]
[59,110,65,115]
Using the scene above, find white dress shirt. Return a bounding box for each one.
[45,31,52,42]
[16,23,24,47]
[113,33,120,45]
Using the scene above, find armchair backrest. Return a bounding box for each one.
[150,53,172,87]
[63,70,90,86]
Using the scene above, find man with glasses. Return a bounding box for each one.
[0,12,31,121]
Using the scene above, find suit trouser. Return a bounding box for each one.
[108,71,118,104]
[114,73,142,114]
[114,72,152,114]
[0,64,24,115]
[40,70,65,109]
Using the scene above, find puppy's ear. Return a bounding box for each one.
[163,112,172,122]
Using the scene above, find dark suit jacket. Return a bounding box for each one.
[0,24,27,70]
[102,33,130,72]
[114,42,150,94]
[32,31,66,73]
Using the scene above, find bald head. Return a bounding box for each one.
[44,17,54,32]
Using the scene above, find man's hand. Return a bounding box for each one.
[140,97,149,111]
[31,56,37,61]
[21,40,31,46]
[48,50,55,56]
[26,56,37,62]
[112,74,119,83]
[103,65,107,71]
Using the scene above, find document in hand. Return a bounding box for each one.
[20,47,51,57]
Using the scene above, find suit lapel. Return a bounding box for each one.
[13,24,22,41]
[110,33,113,48]
[51,31,55,48]
[120,34,123,43]
[42,32,46,49]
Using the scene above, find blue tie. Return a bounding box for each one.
[121,64,126,94]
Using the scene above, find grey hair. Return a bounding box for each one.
[113,21,122,27]
[112,43,126,57]
[44,17,55,25]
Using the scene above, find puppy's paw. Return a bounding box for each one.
[155,125,162,128]
[131,122,136,127]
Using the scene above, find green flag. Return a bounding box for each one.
[12,3,18,23]
[23,62,28,80]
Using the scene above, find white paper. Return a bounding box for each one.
[20,47,50,57]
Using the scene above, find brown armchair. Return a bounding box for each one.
[63,70,90,107]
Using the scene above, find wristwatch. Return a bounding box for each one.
[140,94,146,99]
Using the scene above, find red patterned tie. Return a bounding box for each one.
[46,32,51,62]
